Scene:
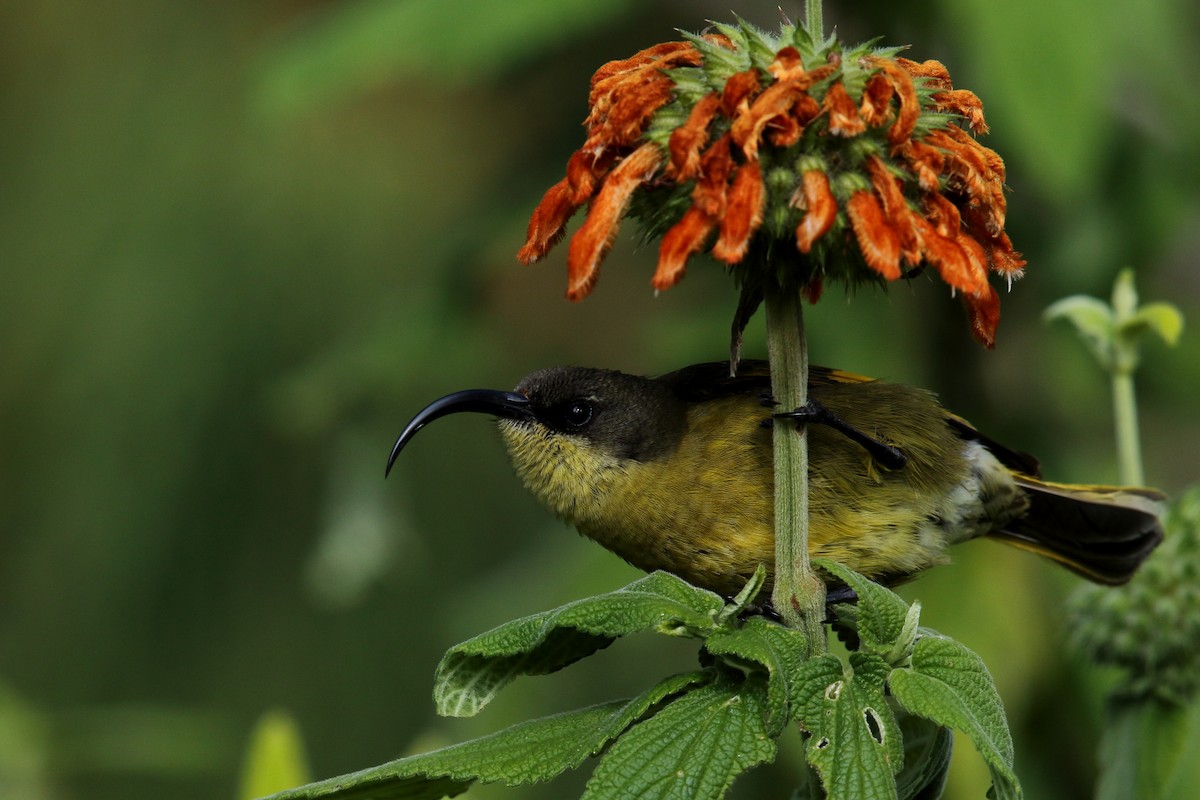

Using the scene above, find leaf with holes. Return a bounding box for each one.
[435,571,723,716]
[581,676,776,800]
[259,671,712,800]
[794,652,904,800]
[888,634,1021,800]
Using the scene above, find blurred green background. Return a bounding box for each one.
[2,1,1198,798]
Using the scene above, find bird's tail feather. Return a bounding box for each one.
[989,477,1166,584]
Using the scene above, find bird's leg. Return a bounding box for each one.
[773,399,908,470]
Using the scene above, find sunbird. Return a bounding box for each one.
[387,361,1163,597]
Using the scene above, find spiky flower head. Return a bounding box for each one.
[1070,485,1200,705]
[517,18,1024,347]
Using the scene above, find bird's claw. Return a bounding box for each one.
[774,399,908,470]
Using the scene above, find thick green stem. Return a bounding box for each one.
[765,286,826,650]
[805,0,824,39]
[1112,369,1144,486]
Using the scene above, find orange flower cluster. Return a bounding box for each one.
[517,24,1024,346]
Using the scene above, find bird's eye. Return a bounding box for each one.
[562,399,593,428]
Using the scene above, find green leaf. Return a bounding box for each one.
[794,653,903,800]
[259,672,711,800]
[888,635,1021,800]
[435,572,723,716]
[816,559,916,662]
[1044,295,1115,368]
[1111,268,1139,319]
[582,677,776,800]
[892,709,953,800]
[715,565,768,625]
[703,616,811,734]
[239,710,311,800]
[1120,302,1185,347]
[436,626,613,719]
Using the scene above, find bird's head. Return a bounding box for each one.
[386,367,687,521]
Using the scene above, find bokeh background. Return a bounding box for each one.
[2,1,1198,798]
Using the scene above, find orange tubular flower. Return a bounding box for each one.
[713,161,765,263]
[824,82,867,137]
[654,207,715,291]
[518,18,1025,347]
[846,192,901,280]
[965,284,1001,348]
[897,58,952,89]
[565,143,662,301]
[864,55,920,146]
[669,92,722,179]
[859,73,895,128]
[795,170,837,254]
[865,155,920,266]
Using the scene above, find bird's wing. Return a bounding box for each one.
[662,360,877,403]
[662,360,772,402]
[944,413,1042,477]
[664,361,1043,477]
[810,366,876,387]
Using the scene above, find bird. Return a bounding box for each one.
[386,360,1164,598]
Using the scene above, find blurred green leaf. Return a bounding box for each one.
[239,710,311,800]
[0,681,49,797]
[1157,702,1200,800]
[1047,269,1185,377]
[434,571,723,716]
[1095,698,1198,800]
[1044,295,1115,368]
[1121,302,1185,347]
[581,677,776,800]
[1112,267,1140,318]
[254,0,637,117]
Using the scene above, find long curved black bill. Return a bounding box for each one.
[386,389,532,477]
